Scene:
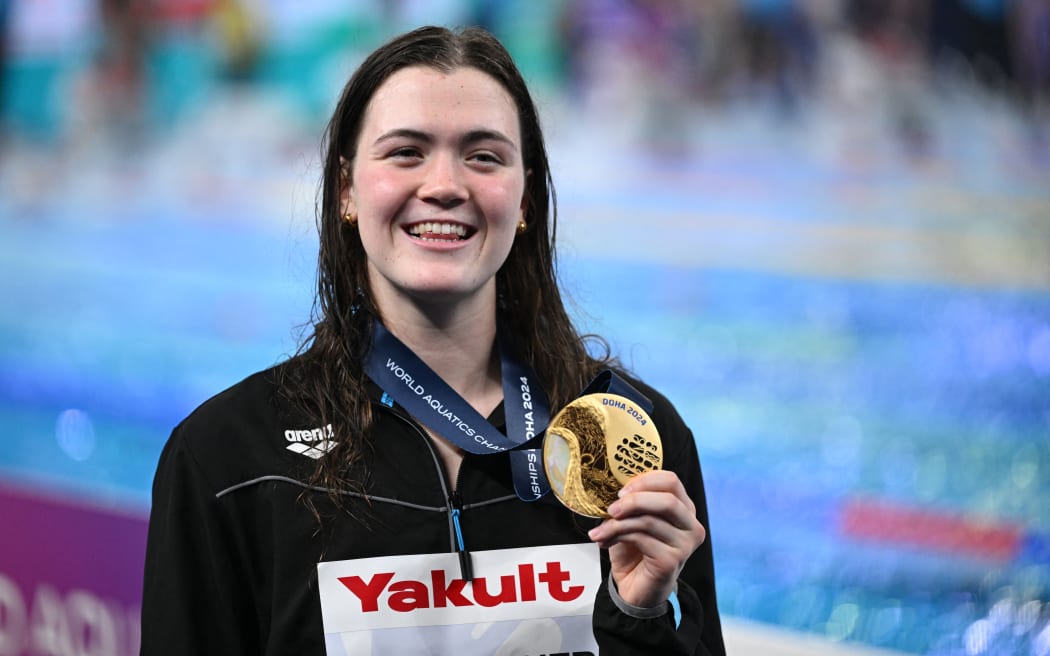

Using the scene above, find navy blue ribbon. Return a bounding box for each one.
[498,332,551,501]
[580,369,654,414]
[364,321,551,501]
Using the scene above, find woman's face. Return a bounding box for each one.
[344,65,527,316]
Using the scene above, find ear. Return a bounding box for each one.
[339,156,356,217]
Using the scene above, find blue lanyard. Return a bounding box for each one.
[363,321,655,502]
[364,321,551,501]
[579,369,654,415]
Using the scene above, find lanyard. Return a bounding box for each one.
[364,321,551,501]
[363,321,655,502]
[579,369,654,415]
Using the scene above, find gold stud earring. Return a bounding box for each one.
[516,219,527,235]
[342,212,357,226]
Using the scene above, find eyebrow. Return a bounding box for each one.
[373,128,517,149]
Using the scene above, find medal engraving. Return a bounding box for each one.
[543,393,662,518]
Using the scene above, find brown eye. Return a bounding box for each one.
[389,147,423,160]
[467,151,504,168]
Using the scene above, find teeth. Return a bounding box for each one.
[410,222,467,239]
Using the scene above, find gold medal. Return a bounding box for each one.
[543,393,663,518]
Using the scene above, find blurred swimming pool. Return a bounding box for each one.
[1,92,1048,655]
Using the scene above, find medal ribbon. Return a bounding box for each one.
[580,370,654,414]
[364,321,551,501]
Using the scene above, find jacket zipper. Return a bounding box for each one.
[376,404,474,581]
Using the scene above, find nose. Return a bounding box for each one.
[418,152,467,208]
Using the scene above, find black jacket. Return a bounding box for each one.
[141,361,725,655]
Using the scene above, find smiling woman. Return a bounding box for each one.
[140,25,725,656]
[345,66,526,314]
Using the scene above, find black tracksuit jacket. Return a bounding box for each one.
[141,361,726,655]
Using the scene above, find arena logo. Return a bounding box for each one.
[0,572,139,656]
[284,424,334,443]
[284,424,337,459]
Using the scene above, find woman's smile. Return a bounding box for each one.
[404,220,475,243]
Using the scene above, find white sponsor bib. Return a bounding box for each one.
[317,543,601,655]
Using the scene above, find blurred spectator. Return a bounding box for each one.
[930,0,1013,87]
[3,0,95,141]
[558,0,701,152]
[1011,0,1050,123]
[735,0,819,115]
[844,0,934,158]
[558,0,638,105]
[153,0,211,23]
[687,0,738,103]
[0,0,10,144]
[211,0,262,83]
[92,0,148,146]
[145,0,215,128]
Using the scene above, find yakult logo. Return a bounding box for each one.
[339,561,584,613]
[317,544,600,634]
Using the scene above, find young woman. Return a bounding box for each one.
[141,25,725,655]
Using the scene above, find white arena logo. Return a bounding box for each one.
[285,425,336,459]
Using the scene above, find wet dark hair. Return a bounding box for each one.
[281,25,612,504]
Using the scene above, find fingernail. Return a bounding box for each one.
[608,501,621,516]
[588,527,601,540]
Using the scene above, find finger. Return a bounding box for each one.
[620,469,681,493]
[600,530,700,582]
[608,490,697,532]
[607,531,683,564]
[620,471,696,515]
[592,517,690,553]
[592,512,706,551]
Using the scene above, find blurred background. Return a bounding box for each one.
[1,1,1048,655]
